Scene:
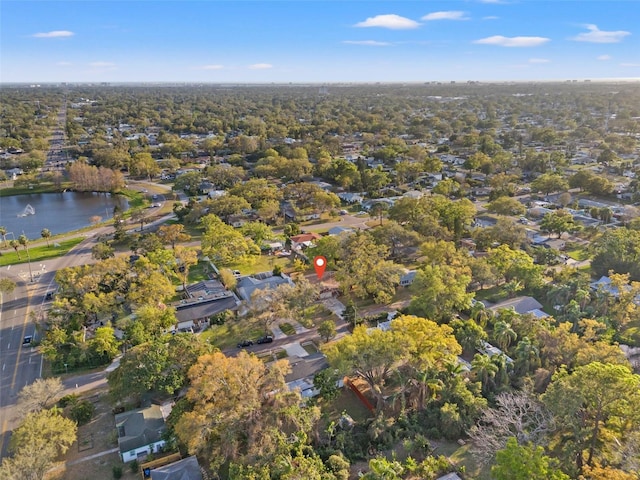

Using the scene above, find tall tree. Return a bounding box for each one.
[157,224,190,250]
[40,228,51,247]
[492,437,570,480]
[174,351,303,472]
[542,362,640,473]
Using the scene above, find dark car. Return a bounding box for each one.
[257,335,274,344]
[237,339,254,348]
[22,335,33,347]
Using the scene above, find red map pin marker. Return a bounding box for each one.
[313,256,327,279]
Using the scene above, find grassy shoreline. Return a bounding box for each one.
[0,237,85,267]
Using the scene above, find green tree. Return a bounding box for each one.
[157,223,190,250]
[91,241,115,260]
[240,221,274,246]
[174,351,304,472]
[10,408,77,458]
[408,264,473,322]
[540,210,581,238]
[370,221,423,259]
[492,437,570,480]
[531,173,569,196]
[318,319,337,343]
[0,278,17,294]
[324,325,403,409]
[335,231,404,304]
[200,214,260,266]
[542,362,640,473]
[40,228,51,247]
[486,197,526,216]
[173,171,202,196]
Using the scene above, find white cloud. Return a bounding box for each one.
[620,63,640,67]
[474,35,550,47]
[248,63,273,70]
[572,24,630,43]
[529,58,550,63]
[422,11,469,21]
[200,64,225,70]
[354,14,420,30]
[483,16,499,20]
[342,40,391,46]
[56,61,72,66]
[32,30,74,38]
[88,61,116,67]
[597,55,612,61]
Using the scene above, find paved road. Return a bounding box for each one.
[0,233,106,459]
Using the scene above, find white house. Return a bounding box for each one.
[115,404,171,463]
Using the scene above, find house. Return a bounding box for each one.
[227,214,251,228]
[436,474,463,480]
[285,353,343,399]
[489,296,548,318]
[478,340,514,364]
[235,272,295,303]
[337,192,364,204]
[289,232,322,250]
[115,404,170,463]
[149,456,203,480]
[327,226,354,236]
[174,292,239,331]
[399,270,417,287]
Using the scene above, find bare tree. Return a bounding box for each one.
[17,378,64,417]
[467,390,555,465]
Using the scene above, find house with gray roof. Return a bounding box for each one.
[115,404,169,463]
[235,272,294,303]
[489,296,548,318]
[149,456,203,480]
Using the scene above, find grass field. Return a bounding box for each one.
[0,237,85,267]
[0,181,72,197]
[201,316,268,350]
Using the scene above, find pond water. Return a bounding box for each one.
[0,191,128,240]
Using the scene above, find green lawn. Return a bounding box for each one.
[187,261,212,283]
[227,255,290,276]
[201,316,268,350]
[0,237,85,267]
[279,322,296,335]
[0,181,71,197]
[566,247,589,261]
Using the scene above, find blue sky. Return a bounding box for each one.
[1,1,639,82]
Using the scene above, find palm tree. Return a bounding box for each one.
[0,226,7,248]
[491,352,511,389]
[41,228,52,247]
[493,320,517,351]
[514,336,539,375]
[471,353,499,395]
[9,239,21,259]
[470,301,493,327]
[575,288,591,311]
[409,369,444,411]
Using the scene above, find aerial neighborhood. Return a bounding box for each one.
[1,81,640,480]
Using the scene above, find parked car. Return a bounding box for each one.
[232,270,242,277]
[257,335,274,344]
[237,339,254,348]
[339,209,348,215]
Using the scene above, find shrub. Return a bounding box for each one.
[58,394,79,408]
[112,465,123,479]
[70,399,95,425]
[130,460,139,473]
